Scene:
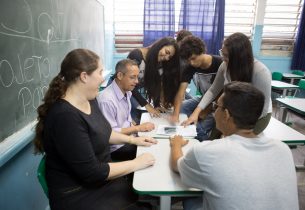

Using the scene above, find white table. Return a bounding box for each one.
[138,113,196,138]
[133,116,305,210]
[263,117,305,170]
[262,117,305,144]
[282,73,304,84]
[271,80,299,97]
[133,139,202,210]
[275,98,305,122]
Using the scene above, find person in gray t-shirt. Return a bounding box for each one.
[170,82,298,210]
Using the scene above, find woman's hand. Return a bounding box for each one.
[134,153,155,170]
[181,112,199,126]
[181,107,202,126]
[145,104,161,117]
[155,106,168,113]
[137,122,155,132]
[131,136,158,146]
[167,114,179,124]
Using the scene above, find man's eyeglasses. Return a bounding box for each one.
[212,101,225,111]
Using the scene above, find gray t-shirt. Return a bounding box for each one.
[198,60,272,118]
[178,134,298,210]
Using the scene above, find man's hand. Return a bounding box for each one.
[137,122,155,132]
[169,135,188,173]
[169,135,189,148]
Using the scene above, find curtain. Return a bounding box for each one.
[291,2,305,72]
[143,0,175,46]
[178,0,225,55]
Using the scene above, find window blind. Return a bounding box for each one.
[261,0,304,56]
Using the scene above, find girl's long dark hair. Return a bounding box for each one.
[224,32,254,82]
[33,49,99,154]
[144,37,180,108]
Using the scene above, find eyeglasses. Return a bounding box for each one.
[219,49,228,59]
[219,49,223,57]
[212,101,225,111]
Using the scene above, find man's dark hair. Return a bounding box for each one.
[179,36,206,60]
[114,59,138,78]
[176,29,192,43]
[222,81,265,130]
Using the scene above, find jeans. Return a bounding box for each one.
[181,97,215,141]
[130,96,143,125]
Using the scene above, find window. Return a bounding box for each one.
[114,0,144,53]
[113,0,303,56]
[261,0,304,56]
[225,0,257,38]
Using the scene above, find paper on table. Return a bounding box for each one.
[156,125,197,137]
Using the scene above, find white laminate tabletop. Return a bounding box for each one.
[271,80,299,88]
[138,113,196,138]
[282,73,304,79]
[262,117,305,142]
[276,98,305,115]
[133,138,202,194]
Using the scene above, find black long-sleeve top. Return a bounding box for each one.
[43,99,112,191]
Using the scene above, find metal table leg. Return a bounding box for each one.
[160,196,171,210]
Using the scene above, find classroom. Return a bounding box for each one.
[0,0,305,209]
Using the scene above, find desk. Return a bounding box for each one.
[271,80,299,97]
[276,98,305,122]
[133,139,202,210]
[134,117,305,210]
[263,117,305,144]
[263,117,305,170]
[282,73,304,84]
[138,113,196,138]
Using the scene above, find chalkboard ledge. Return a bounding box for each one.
[0,121,36,168]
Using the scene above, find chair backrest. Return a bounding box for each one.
[192,72,216,96]
[272,72,283,81]
[292,70,304,76]
[297,79,305,90]
[37,155,48,198]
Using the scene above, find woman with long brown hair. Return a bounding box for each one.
[127,37,180,122]
[33,48,156,210]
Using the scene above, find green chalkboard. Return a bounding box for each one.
[0,0,105,142]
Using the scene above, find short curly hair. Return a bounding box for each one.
[179,36,206,60]
[176,29,192,43]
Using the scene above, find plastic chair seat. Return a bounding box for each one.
[272,72,283,81]
[37,155,48,198]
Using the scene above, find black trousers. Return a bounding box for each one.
[49,177,151,210]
